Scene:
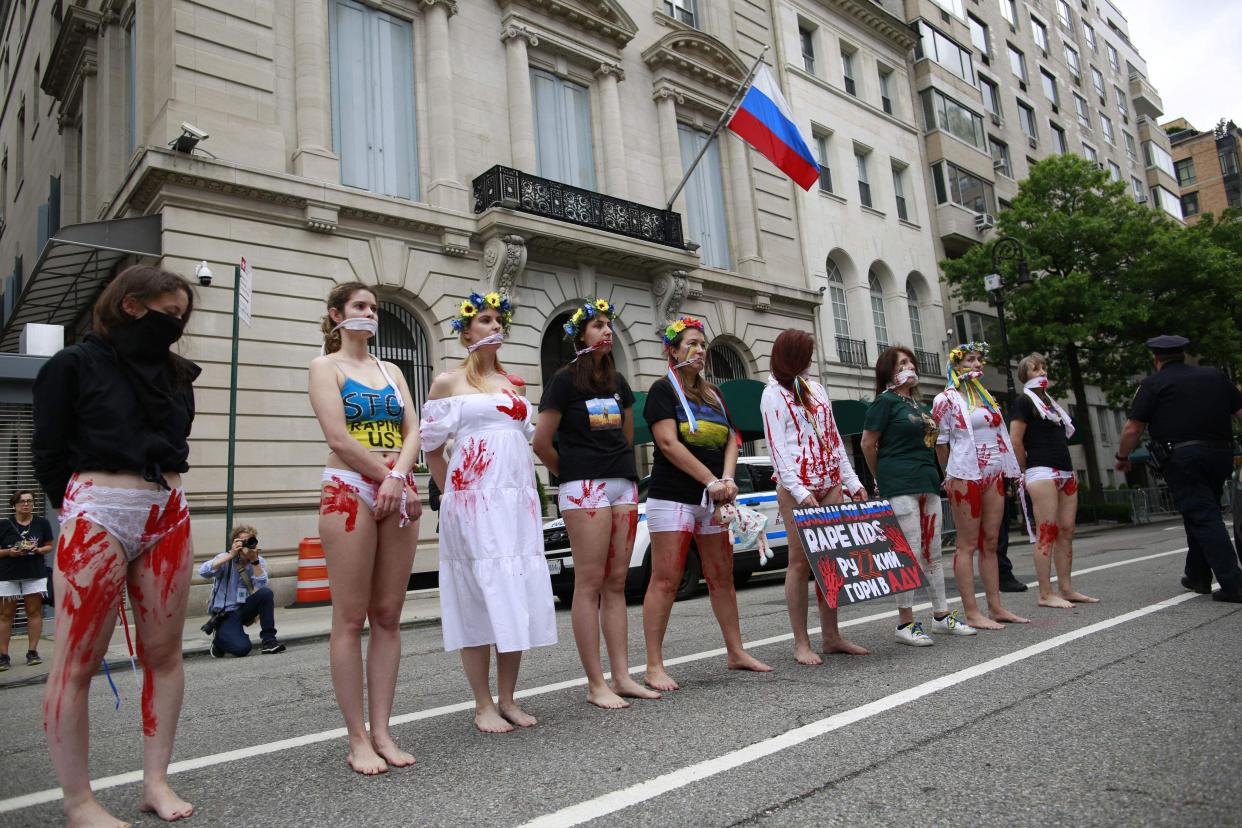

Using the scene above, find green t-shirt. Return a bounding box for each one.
[863,390,941,497]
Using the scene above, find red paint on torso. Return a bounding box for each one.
[450,437,494,492]
[320,477,360,532]
[504,374,526,388]
[496,389,528,421]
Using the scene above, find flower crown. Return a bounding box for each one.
[562,298,618,340]
[662,315,705,346]
[948,341,990,364]
[451,291,513,333]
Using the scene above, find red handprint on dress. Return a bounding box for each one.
[496,390,528,422]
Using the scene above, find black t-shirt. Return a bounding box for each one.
[0,516,53,582]
[643,377,732,505]
[1129,361,1242,444]
[1011,394,1074,471]
[539,369,637,483]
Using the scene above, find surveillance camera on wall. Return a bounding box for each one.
[194,261,213,287]
[818,285,827,294]
[180,122,209,141]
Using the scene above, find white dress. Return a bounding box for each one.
[419,390,557,653]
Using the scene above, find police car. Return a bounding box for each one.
[542,456,792,606]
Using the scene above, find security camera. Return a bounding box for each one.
[818,285,827,294]
[180,122,209,141]
[194,261,213,287]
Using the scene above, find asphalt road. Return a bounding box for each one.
[1,522,1238,827]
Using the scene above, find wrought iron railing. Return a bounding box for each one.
[835,335,868,368]
[472,165,685,249]
[916,349,942,377]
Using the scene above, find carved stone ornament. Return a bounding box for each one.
[652,270,689,332]
[500,24,538,46]
[483,234,528,299]
[421,0,459,17]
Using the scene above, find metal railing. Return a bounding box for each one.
[835,335,868,368]
[915,349,942,377]
[472,165,686,249]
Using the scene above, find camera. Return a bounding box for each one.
[194,261,213,287]
[243,536,259,549]
[201,608,227,636]
[180,122,209,141]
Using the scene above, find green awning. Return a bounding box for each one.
[832,399,870,436]
[718,379,766,441]
[632,391,651,446]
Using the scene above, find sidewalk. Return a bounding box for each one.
[0,589,442,691]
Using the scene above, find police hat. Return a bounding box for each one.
[1145,334,1189,355]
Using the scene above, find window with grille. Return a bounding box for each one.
[370,303,433,419]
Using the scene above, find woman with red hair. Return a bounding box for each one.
[760,329,868,665]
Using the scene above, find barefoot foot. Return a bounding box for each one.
[644,667,680,692]
[822,637,869,656]
[1061,590,1099,603]
[990,608,1031,624]
[586,684,631,709]
[1038,594,1075,609]
[793,643,824,665]
[372,736,417,768]
[612,676,662,700]
[474,706,515,734]
[498,701,538,728]
[65,797,130,828]
[965,612,1005,631]
[345,741,389,775]
[138,780,194,822]
[727,651,774,672]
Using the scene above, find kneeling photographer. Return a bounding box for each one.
[199,525,285,656]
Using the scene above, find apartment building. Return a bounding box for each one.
[1164,117,1242,223]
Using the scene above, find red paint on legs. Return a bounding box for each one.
[137,637,158,737]
[144,492,191,607]
[1037,522,1059,551]
[1061,476,1078,496]
[919,505,937,563]
[320,477,360,532]
[951,481,984,519]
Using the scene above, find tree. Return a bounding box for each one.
[938,154,1230,494]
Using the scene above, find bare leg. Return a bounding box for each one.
[563,507,629,709]
[979,480,1029,624]
[1055,485,1097,603]
[320,493,388,774]
[44,518,132,828]
[642,530,691,691]
[947,479,1003,630]
[461,645,511,733]
[367,511,420,767]
[24,593,43,654]
[601,508,659,701]
[130,509,195,821]
[0,598,14,657]
[697,530,771,673]
[1029,480,1073,609]
[496,649,536,727]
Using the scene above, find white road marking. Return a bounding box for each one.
[0,547,1189,815]
[518,588,1204,828]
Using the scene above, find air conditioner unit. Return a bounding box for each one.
[993,158,1007,170]
[990,112,1002,126]
[1028,136,1038,148]
[1136,194,1148,203]
[975,212,996,231]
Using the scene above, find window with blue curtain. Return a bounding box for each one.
[678,125,731,270]
[329,0,419,200]
[530,69,596,189]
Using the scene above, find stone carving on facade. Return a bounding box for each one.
[652,269,689,329]
[595,61,625,82]
[483,234,528,298]
[304,203,338,233]
[500,23,538,47]
[420,0,459,17]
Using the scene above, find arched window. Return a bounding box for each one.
[705,341,748,384]
[826,259,850,337]
[868,270,889,350]
[906,280,925,351]
[371,302,433,415]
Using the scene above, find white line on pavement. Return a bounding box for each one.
[0,546,1188,815]
[517,588,1204,828]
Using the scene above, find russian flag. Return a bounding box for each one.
[727,65,819,191]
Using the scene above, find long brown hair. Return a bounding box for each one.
[770,329,815,405]
[874,345,919,396]
[566,316,618,395]
[320,281,374,355]
[93,265,194,334]
[665,327,722,413]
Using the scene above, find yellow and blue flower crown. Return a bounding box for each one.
[562,298,617,340]
[662,315,705,346]
[451,291,513,333]
[948,341,990,365]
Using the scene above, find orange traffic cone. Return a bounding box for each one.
[287,537,332,608]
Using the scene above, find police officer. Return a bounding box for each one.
[1115,335,1242,602]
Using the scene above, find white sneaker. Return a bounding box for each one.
[894,621,934,647]
[930,611,977,636]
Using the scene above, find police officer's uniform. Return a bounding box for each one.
[1128,336,1242,598]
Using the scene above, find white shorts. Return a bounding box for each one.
[1024,467,1078,491]
[645,498,728,536]
[557,478,638,512]
[0,578,47,598]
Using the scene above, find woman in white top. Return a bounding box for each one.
[760,329,869,664]
[931,343,1029,631]
[421,292,556,733]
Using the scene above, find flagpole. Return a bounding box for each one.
[665,46,770,212]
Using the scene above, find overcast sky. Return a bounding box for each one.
[1118,0,1241,130]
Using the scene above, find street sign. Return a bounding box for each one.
[238,257,253,327]
[984,272,1002,292]
[792,500,925,608]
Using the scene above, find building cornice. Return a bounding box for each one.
[814,0,918,51]
[41,4,101,102]
[497,0,637,48]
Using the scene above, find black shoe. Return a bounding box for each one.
[210,642,223,658]
[0,654,9,671]
[999,576,1029,593]
[1181,575,1212,595]
[1211,589,1242,604]
[260,639,286,654]
[25,650,41,666]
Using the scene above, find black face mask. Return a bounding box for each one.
[110,309,185,358]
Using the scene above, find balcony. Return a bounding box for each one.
[836,336,868,368]
[935,202,988,256]
[472,166,685,250]
[1128,73,1163,120]
[915,349,942,377]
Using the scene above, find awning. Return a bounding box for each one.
[0,214,162,351]
[832,399,870,436]
[718,379,766,441]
